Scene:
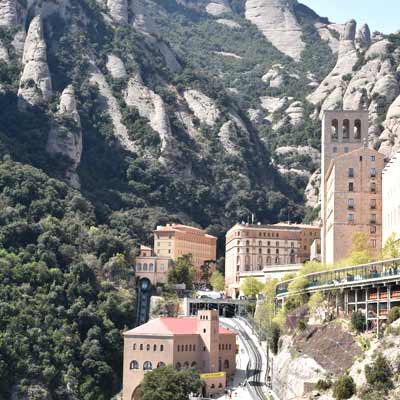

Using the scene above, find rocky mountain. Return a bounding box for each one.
[0,1,400,396]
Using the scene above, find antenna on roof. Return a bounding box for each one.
[251,213,255,225]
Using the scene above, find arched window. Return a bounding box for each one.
[218,383,223,388]
[275,256,280,264]
[258,240,262,246]
[211,384,215,389]
[157,362,165,368]
[236,256,240,265]
[246,240,250,246]
[183,361,189,369]
[354,119,362,140]
[193,345,196,351]
[160,345,164,352]
[185,344,188,351]
[149,263,154,272]
[130,360,139,370]
[331,119,338,140]
[133,343,136,350]
[267,256,271,265]
[176,362,181,370]
[191,361,197,368]
[177,345,180,352]
[143,263,148,272]
[343,119,350,140]
[140,344,143,351]
[146,344,150,351]
[143,361,152,371]
[224,360,229,369]
[189,344,192,351]
[245,255,250,271]
[136,263,142,272]
[153,344,157,351]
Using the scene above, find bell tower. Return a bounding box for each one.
[197,310,219,373]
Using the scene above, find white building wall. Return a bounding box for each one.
[383,152,400,244]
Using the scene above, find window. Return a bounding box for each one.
[370,168,376,178]
[246,248,249,253]
[189,344,192,351]
[177,345,180,352]
[348,199,354,209]
[157,362,165,368]
[333,147,338,153]
[258,240,262,246]
[130,360,139,370]
[143,263,148,272]
[203,329,206,333]
[143,361,153,371]
[331,119,338,140]
[224,360,230,369]
[176,362,181,370]
[276,249,279,254]
[344,147,349,153]
[371,182,376,193]
[149,263,154,272]
[354,119,362,139]
[258,248,262,254]
[267,249,270,254]
[246,240,250,246]
[153,344,157,351]
[185,345,188,351]
[370,155,375,161]
[348,214,354,223]
[136,263,142,272]
[193,345,196,351]
[183,362,189,369]
[371,214,376,224]
[140,344,143,351]
[343,119,350,140]
[349,182,354,192]
[168,249,171,254]
[371,239,377,248]
[146,344,150,351]
[348,168,354,178]
[276,241,279,247]
[191,361,197,368]
[371,225,377,234]
[133,344,136,350]
[160,345,164,352]
[371,199,376,209]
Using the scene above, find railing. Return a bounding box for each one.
[275,258,400,297]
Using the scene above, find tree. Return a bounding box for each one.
[168,254,195,289]
[365,352,393,392]
[387,306,400,324]
[200,259,215,284]
[346,232,372,265]
[241,277,264,298]
[332,375,356,400]
[351,311,365,333]
[140,366,202,400]
[381,233,400,260]
[210,271,225,292]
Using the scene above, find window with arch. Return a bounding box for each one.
[157,362,165,368]
[183,361,189,369]
[246,240,250,246]
[267,256,271,265]
[130,360,139,370]
[354,119,362,140]
[153,344,157,351]
[140,344,143,351]
[160,345,164,352]
[258,248,262,254]
[177,345,180,352]
[258,240,262,246]
[224,360,230,369]
[149,263,154,272]
[176,362,181,370]
[136,263,142,272]
[143,263,148,272]
[185,344,188,351]
[191,361,197,368]
[143,361,152,371]
[245,255,250,271]
[133,343,136,350]
[343,119,350,140]
[189,344,192,351]
[218,383,223,388]
[331,119,338,140]
[146,344,150,351]
[211,384,215,389]
[275,256,280,264]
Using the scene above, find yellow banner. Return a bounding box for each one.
[200,372,225,379]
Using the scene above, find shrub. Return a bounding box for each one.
[268,323,281,355]
[332,375,356,400]
[387,306,400,324]
[351,311,364,333]
[297,319,307,331]
[365,352,393,391]
[316,378,332,391]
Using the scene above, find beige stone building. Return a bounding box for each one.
[135,245,171,285]
[382,150,400,244]
[153,224,217,282]
[122,310,236,400]
[321,110,385,264]
[324,146,384,264]
[321,110,369,262]
[225,223,320,296]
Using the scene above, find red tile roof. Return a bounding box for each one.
[124,317,234,336]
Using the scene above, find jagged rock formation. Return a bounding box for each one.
[216,18,241,29]
[245,0,305,61]
[88,62,134,152]
[355,23,371,49]
[155,40,182,73]
[125,73,172,151]
[308,19,358,112]
[106,54,128,79]
[218,121,239,155]
[107,0,128,24]
[18,16,52,109]
[262,64,285,88]
[0,39,9,63]
[0,0,17,28]
[379,95,400,158]
[315,23,342,54]
[285,101,304,126]
[305,169,320,208]
[47,85,82,188]
[176,0,232,15]
[183,89,221,127]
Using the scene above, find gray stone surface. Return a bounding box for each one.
[183,89,221,127]
[106,54,127,79]
[107,0,128,24]
[0,0,16,28]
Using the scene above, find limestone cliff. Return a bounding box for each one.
[107,0,128,24]
[47,85,82,188]
[245,0,305,61]
[18,15,52,109]
[0,0,16,28]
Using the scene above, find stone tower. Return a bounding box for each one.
[197,310,220,373]
[321,110,369,263]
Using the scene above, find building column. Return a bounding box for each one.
[365,287,369,331]
[345,291,349,315]
[377,286,380,337]
[355,289,358,312]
